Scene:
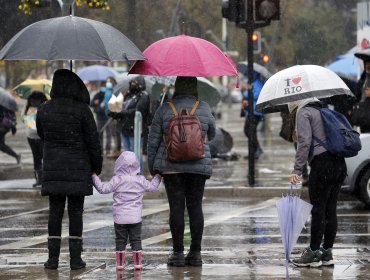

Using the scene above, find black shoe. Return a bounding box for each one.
[320,247,334,266]
[44,258,59,269]
[69,238,86,270]
[292,247,322,267]
[167,251,185,267]
[185,251,202,266]
[44,238,61,269]
[70,258,86,270]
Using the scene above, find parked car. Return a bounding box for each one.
[343,133,370,208]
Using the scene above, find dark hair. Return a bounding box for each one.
[106,76,117,85]
[25,90,48,114]
[173,76,198,98]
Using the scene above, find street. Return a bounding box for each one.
[0,103,369,279]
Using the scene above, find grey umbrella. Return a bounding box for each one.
[0,15,146,63]
[237,61,272,80]
[0,88,18,112]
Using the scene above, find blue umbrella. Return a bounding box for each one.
[276,185,313,279]
[77,65,119,82]
[327,54,359,82]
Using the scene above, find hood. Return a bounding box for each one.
[288,97,320,113]
[174,76,198,97]
[114,151,140,175]
[50,69,90,104]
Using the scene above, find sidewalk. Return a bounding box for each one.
[0,103,306,199]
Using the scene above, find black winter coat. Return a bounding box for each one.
[36,69,102,196]
[113,91,150,136]
[351,98,370,133]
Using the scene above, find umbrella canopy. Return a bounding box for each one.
[256,65,354,114]
[237,61,272,80]
[276,186,313,278]
[0,15,146,63]
[327,54,359,82]
[77,65,119,82]
[129,35,238,77]
[0,87,18,111]
[113,74,154,96]
[13,79,51,99]
[150,76,221,107]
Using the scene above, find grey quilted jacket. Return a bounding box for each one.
[147,95,216,177]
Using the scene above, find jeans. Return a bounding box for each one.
[308,152,347,250]
[48,195,85,237]
[27,137,43,171]
[114,222,142,251]
[163,173,207,252]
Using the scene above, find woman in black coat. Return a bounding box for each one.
[36,69,102,270]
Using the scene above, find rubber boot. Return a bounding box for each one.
[116,251,125,270]
[44,237,61,269]
[133,250,143,270]
[69,237,86,270]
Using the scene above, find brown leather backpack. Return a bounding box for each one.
[164,100,205,162]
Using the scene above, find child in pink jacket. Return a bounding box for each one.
[92,151,161,270]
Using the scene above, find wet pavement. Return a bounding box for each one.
[0,103,369,279]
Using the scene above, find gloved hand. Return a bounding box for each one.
[11,127,16,135]
[290,174,301,185]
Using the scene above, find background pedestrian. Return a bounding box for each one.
[22,90,47,187]
[0,104,20,164]
[37,69,102,270]
[92,151,161,270]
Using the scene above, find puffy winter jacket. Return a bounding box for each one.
[36,69,102,196]
[147,95,216,177]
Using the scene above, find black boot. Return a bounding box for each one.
[185,251,202,266]
[167,251,185,267]
[44,237,61,269]
[69,237,86,270]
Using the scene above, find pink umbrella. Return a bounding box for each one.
[129,35,238,78]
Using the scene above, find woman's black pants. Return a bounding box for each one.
[163,173,207,252]
[27,138,43,171]
[48,195,85,237]
[308,152,347,251]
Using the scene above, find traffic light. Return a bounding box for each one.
[255,0,280,21]
[221,0,246,24]
[252,31,261,54]
[262,54,269,63]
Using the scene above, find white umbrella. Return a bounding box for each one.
[256,65,354,114]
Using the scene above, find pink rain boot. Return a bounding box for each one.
[133,250,143,270]
[116,251,125,270]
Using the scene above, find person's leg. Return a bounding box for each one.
[27,138,43,186]
[115,223,129,251]
[184,174,206,253]
[164,174,186,252]
[45,195,66,269]
[122,134,131,152]
[164,174,186,266]
[184,174,206,266]
[67,195,86,270]
[323,158,347,250]
[0,130,18,159]
[129,223,143,270]
[105,121,112,153]
[114,223,129,270]
[96,120,105,154]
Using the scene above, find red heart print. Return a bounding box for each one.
[292,77,301,84]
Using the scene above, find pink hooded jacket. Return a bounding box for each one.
[92,151,161,224]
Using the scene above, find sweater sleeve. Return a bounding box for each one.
[142,174,162,193]
[293,109,312,175]
[92,175,117,194]
[147,107,164,175]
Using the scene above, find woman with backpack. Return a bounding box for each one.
[147,76,216,267]
[288,97,347,267]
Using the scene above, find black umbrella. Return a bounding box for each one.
[354,48,370,62]
[0,88,18,112]
[0,15,146,63]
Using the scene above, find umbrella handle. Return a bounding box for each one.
[290,184,298,196]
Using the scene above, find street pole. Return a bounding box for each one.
[246,0,255,186]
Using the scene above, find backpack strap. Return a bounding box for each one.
[167,101,178,116]
[190,100,200,115]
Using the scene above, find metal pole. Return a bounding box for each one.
[134,111,142,166]
[246,0,255,186]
